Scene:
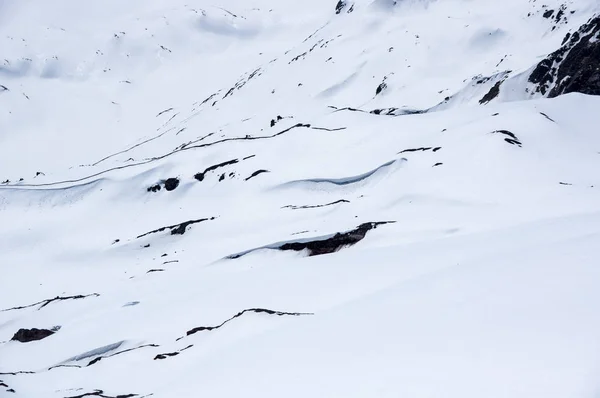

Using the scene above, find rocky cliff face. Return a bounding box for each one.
[530,15,600,97]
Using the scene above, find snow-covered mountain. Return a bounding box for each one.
[1,0,600,397]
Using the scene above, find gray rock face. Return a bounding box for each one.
[529,15,600,97]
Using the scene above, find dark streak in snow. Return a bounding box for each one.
[136,217,216,239]
[178,309,312,341]
[1,294,100,312]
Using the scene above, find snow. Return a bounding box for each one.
[1,0,600,397]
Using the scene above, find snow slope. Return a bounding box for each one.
[1,0,600,397]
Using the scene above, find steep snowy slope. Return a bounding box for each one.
[1,0,600,397]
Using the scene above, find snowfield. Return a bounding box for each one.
[1,0,600,397]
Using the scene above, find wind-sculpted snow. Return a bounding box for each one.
[280,159,406,190]
[63,342,126,364]
[227,222,394,258]
[1,0,600,397]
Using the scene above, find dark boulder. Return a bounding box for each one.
[11,328,55,343]
[164,178,179,191]
[479,80,503,104]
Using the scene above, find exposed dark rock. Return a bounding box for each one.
[154,352,179,360]
[290,51,308,63]
[164,178,179,191]
[171,219,210,235]
[0,371,35,376]
[433,162,443,167]
[179,309,312,340]
[540,112,556,122]
[87,357,102,366]
[282,199,349,210]
[155,108,173,117]
[148,178,179,192]
[218,173,225,182]
[543,9,554,19]
[229,222,393,259]
[147,184,161,192]
[64,390,137,398]
[136,217,216,239]
[479,80,503,104]
[278,222,392,256]
[529,15,600,97]
[492,130,517,139]
[492,130,522,146]
[245,169,270,181]
[18,124,312,190]
[399,147,441,154]
[370,107,425,116]
[292,230,309,236]
[375,82,388,96]
[194,159,239,181]
[330,106,362,113]
[1,294,100,312]
[147,269,165,273]
[85,344,159,367]
[505,138,521,146]
[400,147,432,153]
[270,115,284,127]
[554,4,567,24]
[223,68,262,99]
[335,0,347,14]
[154,345,193,360]
[11,328,54,343]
